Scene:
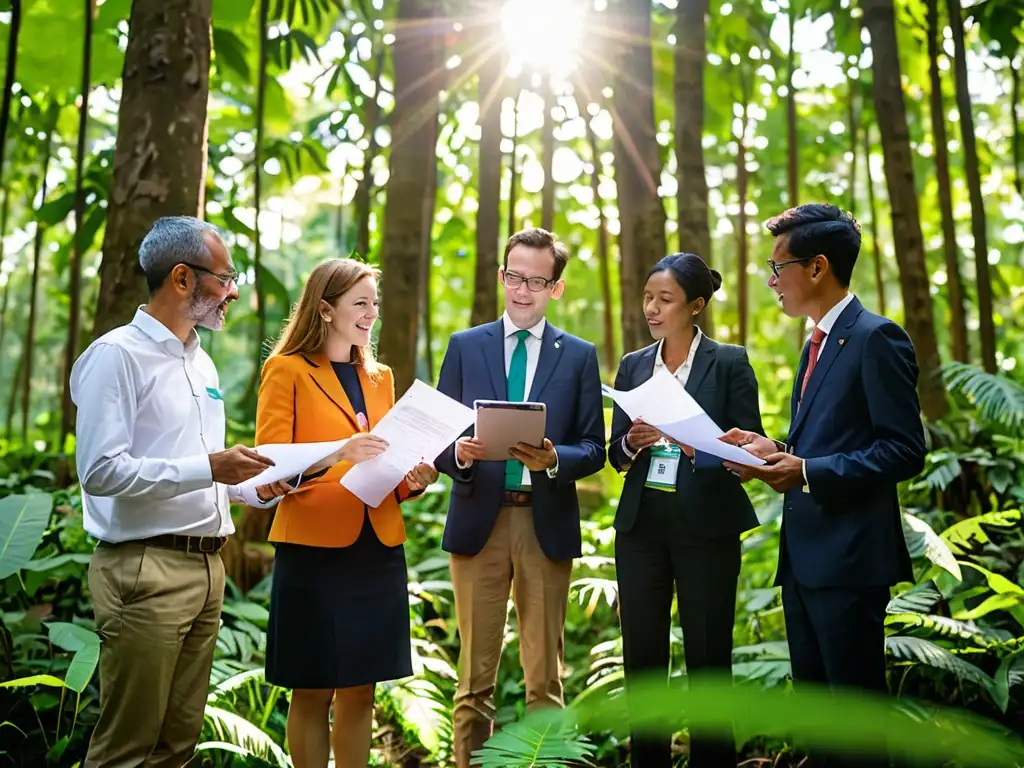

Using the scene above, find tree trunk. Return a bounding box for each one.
[92,0,213,340]
[0,0,21,185]
[0,191,10,386]
[787,0,798,207]
[927,0,968,364]
[6,340,24,439]
[470,41,503,327]
[540,80,555,232]
[586,116,615,374]
[947,0,995,372]
[863,123,886,316]
[862,0,947,420]
[59,0,95,452]
[336,159,348,252]
[847,76,858,213]
[613,0,667,353]
[378,0,442,395]
[354,47,385,261]
[418,150,437,382]
[506,88,520,239]
[1012,61,1021,197]
[736,88,750,347]
[246,0,269,404]
[23,114,56,442]
[675,0,713,337]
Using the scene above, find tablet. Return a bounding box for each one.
[474,400,547,461]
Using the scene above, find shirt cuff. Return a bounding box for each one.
[545,449,559,479]
[801,459,809,492]
[621,436,637,460]
[455,452,471,470]
[185,453,215,488]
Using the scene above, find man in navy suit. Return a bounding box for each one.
[435,228,606,768]
[722,204,926,766]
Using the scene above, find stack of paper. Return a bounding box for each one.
[236,438,349,506]
[342,380,476,506]
[602,370,765,467]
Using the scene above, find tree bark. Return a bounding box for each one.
[378,0,442,395]
[354,47,385,260]
[863,123,886,316]
[506,88,520,239]
[586,116,615,374]
[862,0,947,420]
[92,0,213,340]
[0,191,10,387]
[787,0,798,207]
[613,0,667,354]
[675,0,713,337]
[470,40,503,327]
[927,0,968,364]
[59,0,95,451]
[737,87,750,347]
[947,0,995,372]
[0,0,21,185]
[540,80,555,232]
[847,77,858,213]
[248,0,269,399]
[1012,61,1021,198]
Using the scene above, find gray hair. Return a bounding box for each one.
[139,216,225,295]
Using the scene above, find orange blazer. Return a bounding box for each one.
[254,351,416,548]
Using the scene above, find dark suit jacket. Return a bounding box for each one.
[434,319,606,561]
[778,296,926,589]
[608,334,764,539]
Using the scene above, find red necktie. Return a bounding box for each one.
[800,327,828,400]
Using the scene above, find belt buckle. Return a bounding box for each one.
[195,535,219,554]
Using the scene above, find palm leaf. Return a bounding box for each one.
[472,707,595,767]
[202,705,290,767]
[903,512,962,579]
[885,636,995,695]
[887,582,942,614]
[941,510,1022,557]
[0,493,52,579]
[943,362,1024,434]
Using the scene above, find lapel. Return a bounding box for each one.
[303,353,360,431]
[482,319,507,400]
[791,341,811,423]
[527,323,565,401]
[787,297,864,442]
[684,333,716,397]
[637,344,659,385]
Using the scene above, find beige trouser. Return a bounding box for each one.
[449,506,574,768]
[85,542,225,768]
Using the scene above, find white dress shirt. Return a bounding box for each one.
[71,307,240,543]
[799,292,856,488]
[457,312,558,480]
[622,328,703,460]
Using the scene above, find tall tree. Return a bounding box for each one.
[862,0,948,419]
[92,0,213,339]
[675,0,714,336]
[540,80,555,231]
[59,0,95,451]
[926,0,968,363]
[0,0,21,187]
[379,0,443,395]
[947,0,997,372]
[612,0,667,353]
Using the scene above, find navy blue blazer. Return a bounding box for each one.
[608,334,763,539]
[778,296,926,590]
[434,319,607,561]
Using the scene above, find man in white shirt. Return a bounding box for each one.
[72,216,290,768]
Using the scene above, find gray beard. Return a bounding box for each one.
[189,286,225,331]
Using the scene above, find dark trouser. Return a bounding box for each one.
[780,562,891,767]
[615,493,741,768]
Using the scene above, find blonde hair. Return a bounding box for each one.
[269,258,383,376]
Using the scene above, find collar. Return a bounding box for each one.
[502,311,546,341]
[131,306,201,355]
[816,292,856,336]
[654,327,703,374]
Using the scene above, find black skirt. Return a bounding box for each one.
[265,514,413,690]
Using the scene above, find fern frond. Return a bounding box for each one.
[886,635,995,697]
[202,705,290,767]
[943,362,1024,435]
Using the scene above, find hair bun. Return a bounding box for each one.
[709,268,723,292]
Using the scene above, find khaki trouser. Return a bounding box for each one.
[85,542,225,768]
[449,506,574,768]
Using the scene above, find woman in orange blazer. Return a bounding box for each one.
[254,257,437,768]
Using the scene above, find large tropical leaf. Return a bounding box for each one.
[201,706,290,767]
[0,493,52,580]
[472,707,595,768]
[943,362,1024,435]
[886,636,996,695]
[903,512,962,579]
[941,510,1022,557]
[887,582,942,614]
[46,622,101,694]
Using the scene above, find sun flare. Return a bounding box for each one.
[499,0,586,81]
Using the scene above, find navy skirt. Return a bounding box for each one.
[265,515,413,690]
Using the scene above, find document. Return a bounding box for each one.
[602,371,765,467]
[236,438,348,506]
[342,380,475,507]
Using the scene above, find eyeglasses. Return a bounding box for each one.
[183,262,239,288]
[767,256,816,278]
[503,272,556,292]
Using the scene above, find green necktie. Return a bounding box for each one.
[504,329,531,491]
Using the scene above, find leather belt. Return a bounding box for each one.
[99,534,227,554]
[502,490,533,507]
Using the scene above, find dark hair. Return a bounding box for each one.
[765,203,861,287]
[502,227,570,281]
[647,252,722,307]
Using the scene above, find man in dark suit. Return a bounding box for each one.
[722,204,927,766]
[435,228,606,768]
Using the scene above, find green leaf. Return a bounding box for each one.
[202,705,290,767]
[0,674,67,690]
[213,27,251,82]
[21,553,92,572]
[887,582,942,614]
[47,622,101,693]
[941,510,1022,557]
[473,707,595,767]
[35,191,76,226]
[0,493,52,580]
[903,512,962,579]
[942,362,1024,435]
[886,636,997,698]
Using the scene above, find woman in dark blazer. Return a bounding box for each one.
[608,252,765,768]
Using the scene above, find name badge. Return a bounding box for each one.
[644,442,680,492]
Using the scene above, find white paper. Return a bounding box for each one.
[341,380,475,507]
[602,371,766,467]
[236,439,349,506]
